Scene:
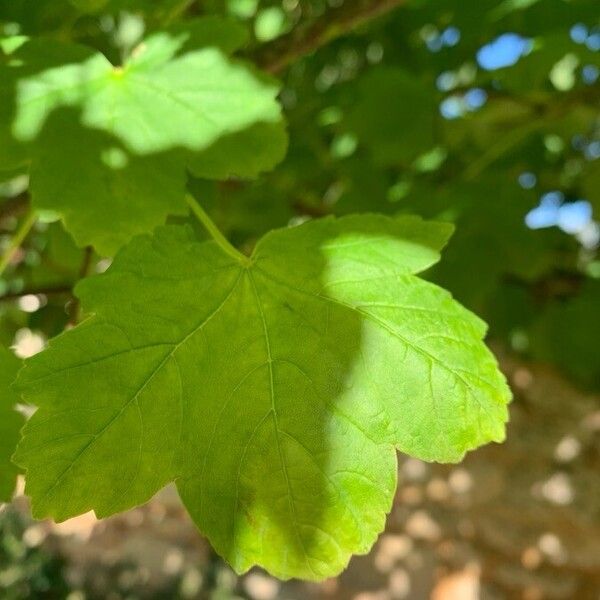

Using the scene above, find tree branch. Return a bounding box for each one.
[0,193,29,221]
[0,284,73,302]
[255,0,407,74]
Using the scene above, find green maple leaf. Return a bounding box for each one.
[0,346,23,502]
[15,215,510,579]
[0,18,286,255]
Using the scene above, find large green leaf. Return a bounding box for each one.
[0,346,23,502]
[0,18,286,255]
[15,215,510,579]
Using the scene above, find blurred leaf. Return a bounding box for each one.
[400,177,557,310]
[343,67,436,166]
[530,281,600,389]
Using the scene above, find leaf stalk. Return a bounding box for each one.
[185,194,250,266]
[0,209,37,277]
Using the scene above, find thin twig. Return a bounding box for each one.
[461,93,588,181]
[68,246,94,326]
[0,284,73,302]
[186,194,250,265]
[463,118,545,181]
[255,0,407,74]
[161,0,196,26]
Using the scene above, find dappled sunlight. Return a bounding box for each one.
[10,36,280,155]
[1,0,599,597]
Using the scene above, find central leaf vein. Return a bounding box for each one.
[247,270,317,577]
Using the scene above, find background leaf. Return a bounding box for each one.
[0,19,286,254]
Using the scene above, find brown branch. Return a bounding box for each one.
[0,193,29,221]
[255,0,407,74]
[0,251,93,304]
[0,284,73,301]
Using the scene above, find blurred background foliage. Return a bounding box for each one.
[1,0,599,598]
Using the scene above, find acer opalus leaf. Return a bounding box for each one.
[0,18,286,255]
[15,215,510,580]
[0,346,23,502]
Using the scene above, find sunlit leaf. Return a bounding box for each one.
[0,18,286,254]
[15,216,510,579]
